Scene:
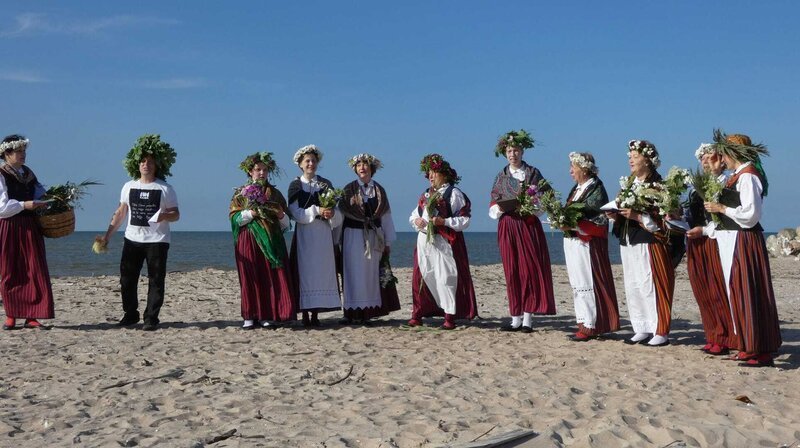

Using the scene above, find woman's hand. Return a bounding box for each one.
[704,202,725,214]
[686,226,704,240]
[619,208,640,221]
[24,200,48,210]
[414,217,427,229]
[604,211,619,220]
[319,207,334,220]
[431,216,446,226]
[276,210,286,220]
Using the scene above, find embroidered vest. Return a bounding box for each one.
[716,165,763,232]
[1,168,37,217]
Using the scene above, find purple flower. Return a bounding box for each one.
[241,184,267,204]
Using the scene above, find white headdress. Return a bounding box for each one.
[293,144,323,165]
[568,152,598,175]
[0,138,29,152]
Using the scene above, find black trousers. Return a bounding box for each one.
[120,238,170,324]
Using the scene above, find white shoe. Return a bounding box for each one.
[630,332,651,342]
[647,335,669,346]
[242,320,255,329]
[261,321,272,327]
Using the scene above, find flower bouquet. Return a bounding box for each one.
[690,167,725,225]
[615,175,658,212]
[318,187,343,209]
[518,181,543,217]
[379,252,398,288]
[37,180,101,238]
[238,179,283,224]
[423,190,442,243]
[539,189,586,236]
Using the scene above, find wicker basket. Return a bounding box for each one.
[37,209,76,239]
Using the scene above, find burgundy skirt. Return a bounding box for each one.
[728,231,781,354]
[686,236,738,349]
[234,229,296,322]
[411,232,478,320]
[497,213,555,316]
[0,215,54,319]
[578,237,620,336]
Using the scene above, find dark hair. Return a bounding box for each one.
[1,134,27,160]
[352,162,377,176]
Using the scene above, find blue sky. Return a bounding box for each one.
[2,1,798,232]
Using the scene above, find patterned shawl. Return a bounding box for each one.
[339,179,390,257]
[229,183,288,268]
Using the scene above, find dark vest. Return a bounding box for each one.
[416,184,470,219]
[1,167,37,217]
[716,166,763,232]
[343,196,382,229]
[686,190,710,228]
[612,172,662,246]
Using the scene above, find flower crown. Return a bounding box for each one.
[694,143,716,161]
[628,139,661,169]
[293,144,323,165]
[568,152,598,175]
[123,134,177,180]
[239,151,279,176]
[419,153,461,185]
[495,129,535,157]
[347,153,383,171]
[0,138,29,152]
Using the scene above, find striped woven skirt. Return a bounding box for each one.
[0,215,54,319]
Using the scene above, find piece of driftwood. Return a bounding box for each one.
[325,365,354,386]
[446,429,537,448]
[100,368,185,391]
[204,429,237,445]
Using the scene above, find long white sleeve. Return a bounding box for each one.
[409,206,424,231]
[381,211,396,246]
[723,173,762,228]
[236,209,255,227]
[639,213,660,233]
[488,204,503,220]
[279,212,291,230]
[0,174,24,218]
[444,188,470,231]
[289,200,319,224]
[328,205,344,229]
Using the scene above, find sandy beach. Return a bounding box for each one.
[1,258,799,447]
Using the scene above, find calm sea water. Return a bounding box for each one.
[44,231,625,277]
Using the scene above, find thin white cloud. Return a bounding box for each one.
[142,78,207,89]
[0,70,49,83]
[2,13,179,37]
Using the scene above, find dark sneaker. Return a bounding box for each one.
[117,314,140,327]
[142,321,158,331]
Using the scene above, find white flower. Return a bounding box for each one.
[0,138,29,152]
[293,144,322,165]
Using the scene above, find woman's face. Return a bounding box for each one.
[702,153,725,176]
[299,154,318,178]
[3,144,26,167]
[628,151,650,177]
[722,153,738,170]
[355,161,372,183]
[505,146,523,167]
[249,162,269,181]
[569,162,588,184]
[429,170,446,189]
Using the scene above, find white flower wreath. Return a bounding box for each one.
[568,152,598,175]
[348,153,383,170]
[628,140,661,169]
[0,138,29,152]
[694,143,715,161]
[293,144,323,165]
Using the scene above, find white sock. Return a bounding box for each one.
[522,313,532,328]
[511,316,522,328]
[631,332,651,342]
[243,320,254,328]
[648,334,668,345]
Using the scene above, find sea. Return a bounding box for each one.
[45,231,624,277]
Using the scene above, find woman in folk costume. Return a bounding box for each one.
[489,130,555,333]
[607,140,674,347]
[230,152,295,329]
[561,152,620,341]
[0,134,53,330]
[684,143,737,355]
[408,154,477,329]
[287,145,343,327]
[703,131,781,367]
[338,153,400,325]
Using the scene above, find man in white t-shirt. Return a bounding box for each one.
[98,154,179,331]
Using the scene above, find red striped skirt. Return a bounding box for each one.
[0,215,54,319]
[411,232,478,320]
[729,231,781,354]
[649,241,675,336]
[686,236,738,348]
[234,229,296,322]
[579,237,620,336]
[497,213,555,316]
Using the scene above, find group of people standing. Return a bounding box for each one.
[0,130,782,366]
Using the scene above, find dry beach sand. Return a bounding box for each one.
[1,258,799,447]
